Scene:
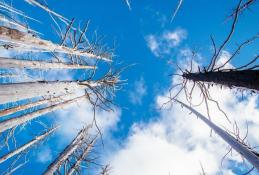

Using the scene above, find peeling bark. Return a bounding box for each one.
[0,26,111,62]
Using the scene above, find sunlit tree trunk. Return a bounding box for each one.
[66,138,96,175]
[183,70,259,91]
[0,126,58,163]
[0,80,100,104]
[0,95,86,133]
[0,93,75,117]
[0,57,96,69]
[176,100,259,170]
[0,26,111,61]
[43,127,89,175]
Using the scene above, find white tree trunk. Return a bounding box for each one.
[0,81,93,104]
[24,0,70,25]
[43,127,89,175]
[0,57,96,69]
[0,126,58,164]
[0,26,111,62]
[176,100,259,170]
[0,93,76,117]
[67,138,96,175]
[0,95,86,133]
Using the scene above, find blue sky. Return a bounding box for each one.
[0,0,259,174]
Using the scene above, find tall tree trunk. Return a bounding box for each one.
[0,57,96,69]
[43,127,89,175]
[0,80,99,104]
[66,137,96,175]
[0,126,58,163]
[183,70,259,91]
[0,95,86,133]
[0,26,111,62]
[176,100,259,170]
[0,93,76,117]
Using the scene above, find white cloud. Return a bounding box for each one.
[55,99,121,141]
[36,146,52,163]
[106,52,259,175]
[145,28,187,57]
[129,77,147,105]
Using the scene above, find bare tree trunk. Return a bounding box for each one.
[0,80,99,104]
[176,100,259,170]
[0,126,58,164]
[24,0,70,25]
[0,57,96,69]
[0,26,111,62]
[43,127,89,175]
[0,93,76,117]
[0,95,86,133]
[183,70,259,91]
[66,137,96,175]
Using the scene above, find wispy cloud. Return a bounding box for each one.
[36,146,52,163]
[129,77,147,105]
[124,0,131,10]
[145,28,187,58]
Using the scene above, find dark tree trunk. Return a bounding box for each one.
[183,70,259,91]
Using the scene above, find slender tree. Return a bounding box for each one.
[176,99,259,170]
[0,57,96,70]
[43,126,93,175]
[0,126,58,164]
[178,0,258,93]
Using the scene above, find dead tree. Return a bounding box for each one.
[43,126,97,175]
[183,69,259,91]
[176,99,259,171]
[0,57,96,70]
[164,0,258,122]
[0,77,116,104]
[0,126,58,164]
[178,0,258,93]
[0,95,87,133]
[0,93,74,117]
[0,1,120,174]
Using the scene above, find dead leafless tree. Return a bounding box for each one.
[176,99,259,171]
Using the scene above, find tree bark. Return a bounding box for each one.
[0,26,111,62]
[0,57,96,69]
[0,80,99,104]
[43,127,89,175]
[66,138,96,175]
[183,70,259,91]
[0,95,86,133]
[176,100,259,170]
[0,93,76,117]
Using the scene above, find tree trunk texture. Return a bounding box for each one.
[0,126,58,164]
[0,95,86,133]
[0,57,96,69]
[0,93,76,117]
[67,138,96,175]
[0,26,111,62]
[176,100,259,170]
[0,80,96,104]
[43,127,89,175]
[183,70,259,91]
